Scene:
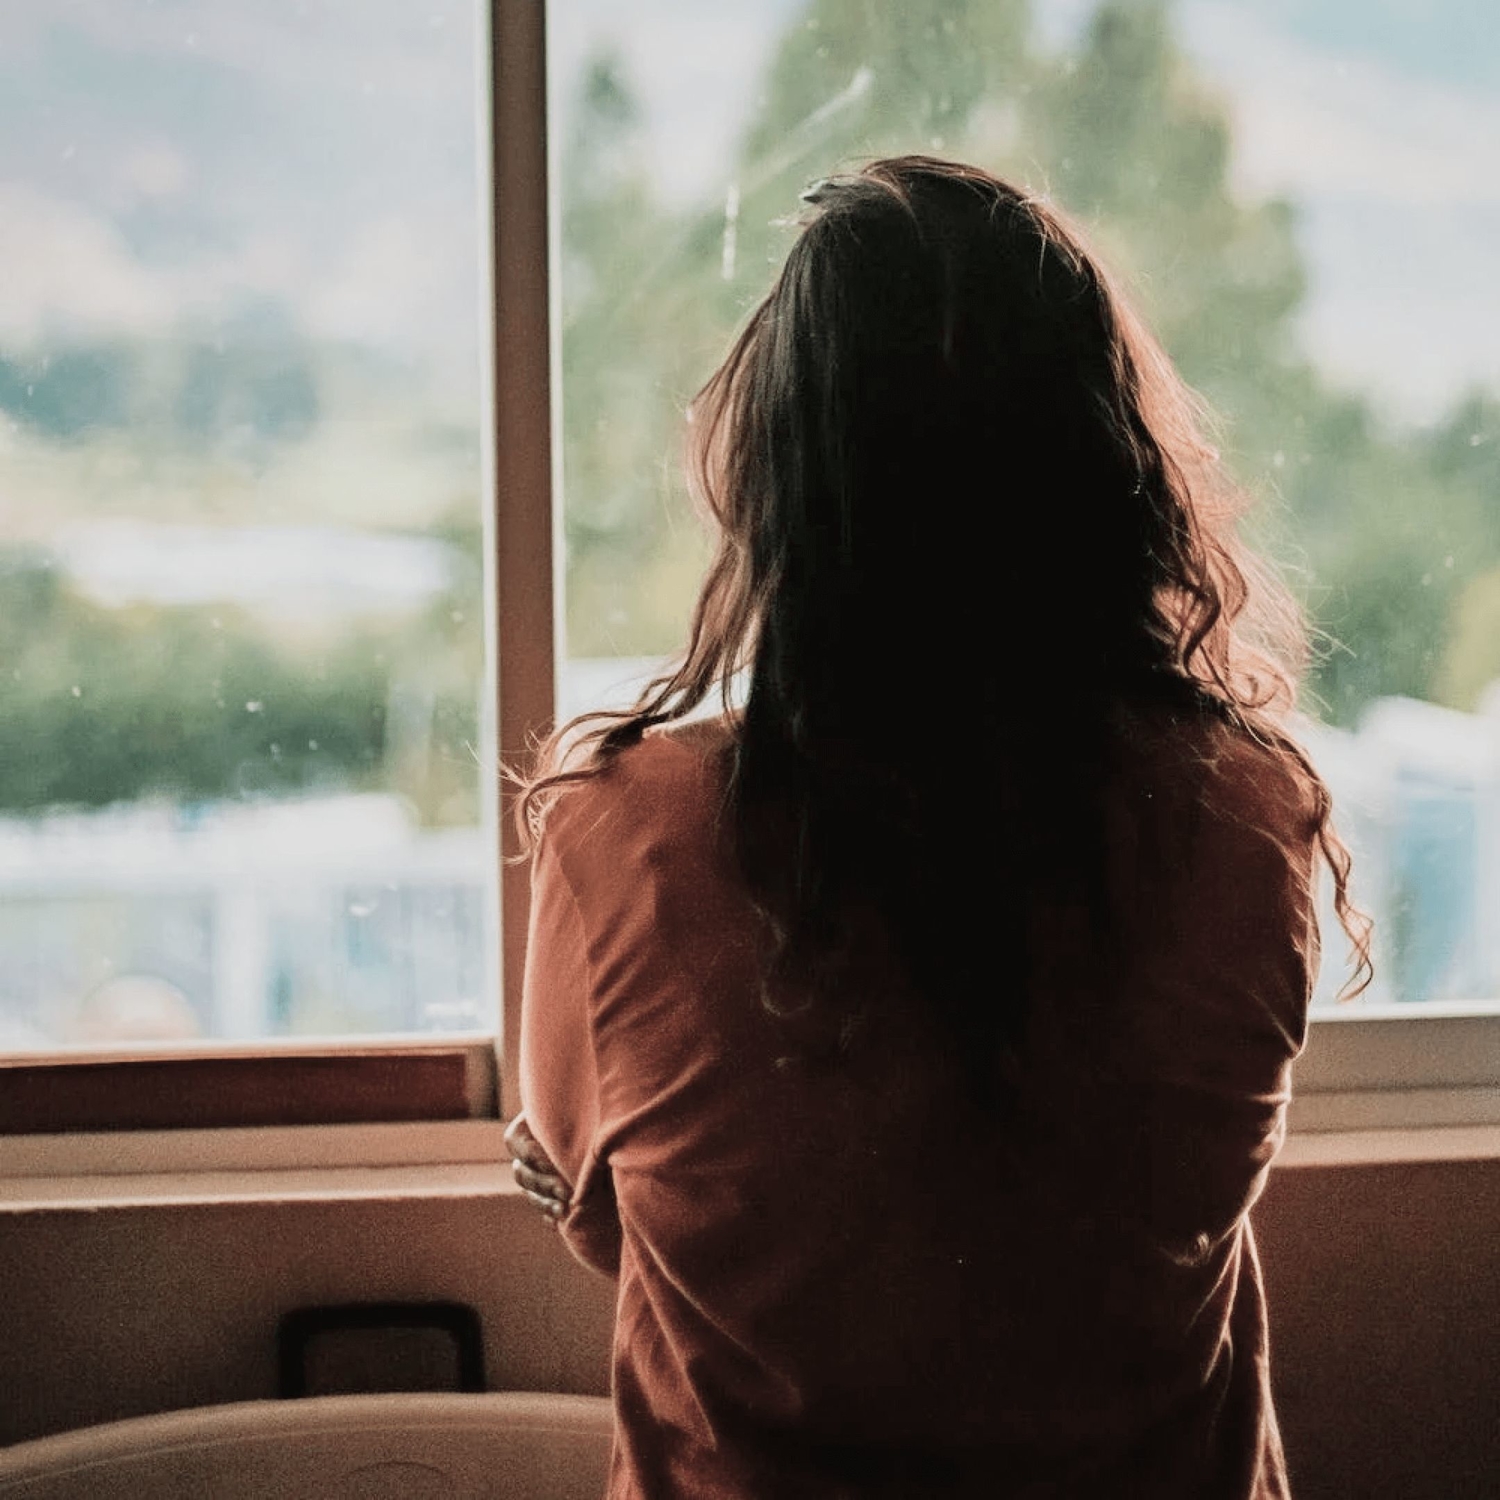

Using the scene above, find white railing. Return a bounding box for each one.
[0,794,493,1047]
[4,676,1500,1048]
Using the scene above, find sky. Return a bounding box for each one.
[0,0,485,378]
[0,1,1493,426]
[1177,1,1500,423]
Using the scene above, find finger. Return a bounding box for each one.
[522,1186,566,1220]
[510,1153,571,1199]
[512,1159,571,1203]
[504,1116,563,1176]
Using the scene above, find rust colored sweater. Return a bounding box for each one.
[520,708,1318,1498]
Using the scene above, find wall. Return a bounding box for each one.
[2,1161,1497,1496]
[1257,1157,1500,1500]
[0,1190,613,1446]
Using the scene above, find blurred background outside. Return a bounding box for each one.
[0,1,493,1045]
[2,1,1497,1046]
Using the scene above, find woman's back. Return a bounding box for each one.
[521,696,1319,1498]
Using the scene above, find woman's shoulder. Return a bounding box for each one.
[538,715,735,865]
[1112,688,1323,859]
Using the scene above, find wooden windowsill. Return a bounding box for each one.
[0,1039,499,1134]
[3,1116,1497,1217]
[0,1162,515,1212]
[0,1119,512,1211]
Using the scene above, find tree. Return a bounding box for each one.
[556,50,718,657]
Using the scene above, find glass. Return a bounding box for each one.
[0,1,494,1048]
[548,0,1500,1007]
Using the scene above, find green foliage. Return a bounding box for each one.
[0,536,483,823]
[1428,394,1500,707]
[1025,2,1306,387]
[740,0,1030,172]
[0,559,383,808]
[0,315,484,820]
[557,50,716,656]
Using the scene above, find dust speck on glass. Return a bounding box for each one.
[548,0,1500,1010]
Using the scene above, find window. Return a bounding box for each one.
[3,1,1497,1142]
[546,0,1500,1130]
[0,2,499,1053]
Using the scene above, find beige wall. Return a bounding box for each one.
[0,1192,614,1446]
[2,1160,1497,1496]
[1256,1158,1500,1500]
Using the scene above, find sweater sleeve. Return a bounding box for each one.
[518,820,622,1278]
[1113,747,1321,1255]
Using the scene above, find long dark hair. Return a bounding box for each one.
[521,156,1370,1094]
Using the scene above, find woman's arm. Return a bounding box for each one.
[1114,742,1321,1251]
[516,816,623,1277]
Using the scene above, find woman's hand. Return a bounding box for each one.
[504,1113,573,1224]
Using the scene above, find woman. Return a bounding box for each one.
[507,157,1368,1498]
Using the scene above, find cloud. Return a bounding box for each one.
[119,141,189,200]
[1177,1,1500,420]
[305,215,479,353]
[0,6,483,364]
[1181,1,1500,208]
[0,185,171,342]
[19,0,478,111]
[1293,197,1500,421]
[53,520,455,618]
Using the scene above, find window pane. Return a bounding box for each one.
[0,2,494,1048]
[549,0,1500,1007]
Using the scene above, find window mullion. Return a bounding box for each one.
[488,0,556,1119]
